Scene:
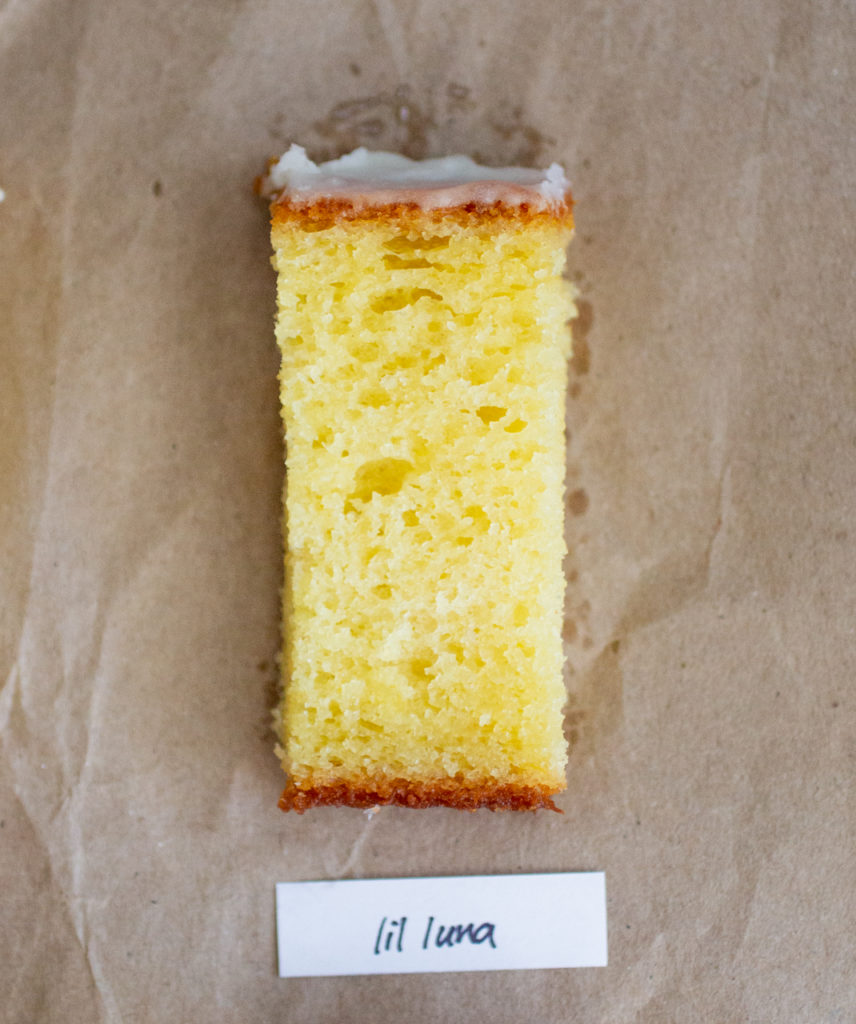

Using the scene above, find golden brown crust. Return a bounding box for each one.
[269,194,574,231]
[279,776,564,813]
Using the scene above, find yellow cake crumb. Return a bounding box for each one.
[268,175,575,811]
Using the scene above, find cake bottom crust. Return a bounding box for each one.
[279,775,563,813]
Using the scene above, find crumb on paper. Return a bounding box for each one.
[364,805,382,820]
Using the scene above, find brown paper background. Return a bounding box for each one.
[2,1,854,1020]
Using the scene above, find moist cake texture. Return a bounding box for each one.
[264,146,576,811]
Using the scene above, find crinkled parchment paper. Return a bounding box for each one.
[1,1,854,1020]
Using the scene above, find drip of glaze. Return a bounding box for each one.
[262,145,571,210]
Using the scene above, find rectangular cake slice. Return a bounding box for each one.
[262,146,576,811]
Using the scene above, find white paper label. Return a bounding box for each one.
[275,872,607,977]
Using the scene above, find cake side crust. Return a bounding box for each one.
[268,194,574,230]
[279,776,564,813]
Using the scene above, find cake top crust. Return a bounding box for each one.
[261,144,572,212]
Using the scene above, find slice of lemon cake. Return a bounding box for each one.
[262,146,576,812]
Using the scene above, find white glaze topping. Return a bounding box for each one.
[262,145,570,210]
